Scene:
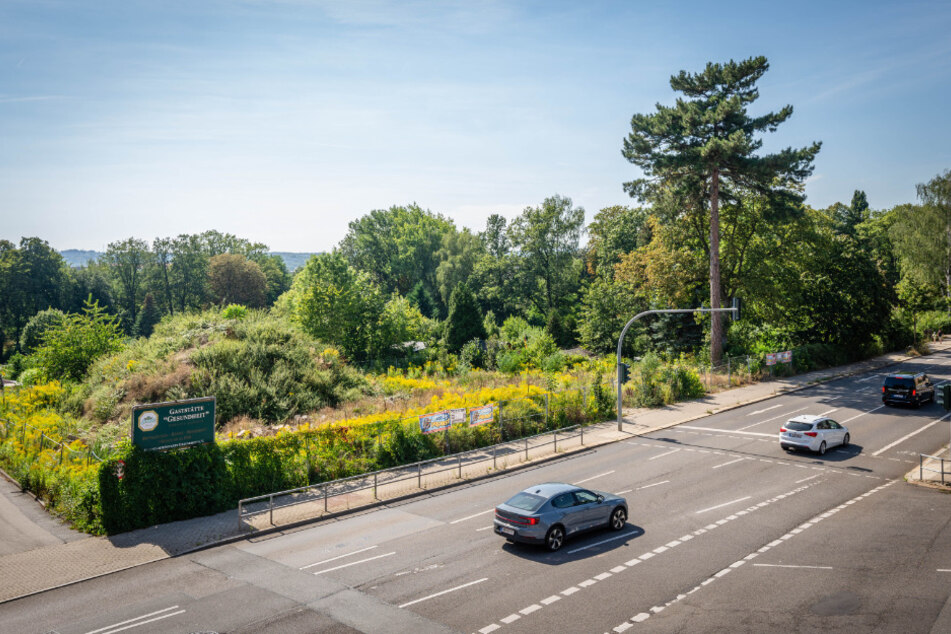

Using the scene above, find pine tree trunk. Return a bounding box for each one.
[710,168,723,365]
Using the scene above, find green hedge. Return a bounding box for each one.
[96,383,616,534]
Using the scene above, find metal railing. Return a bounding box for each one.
[919,452,951,484]
[0,417,103,466]
[237,423,586,531]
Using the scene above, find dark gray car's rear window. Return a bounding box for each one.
[785,422,813,431]
[505,492,546,512]
[884,377,914,388]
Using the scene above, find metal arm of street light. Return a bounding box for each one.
[616,304,740,430]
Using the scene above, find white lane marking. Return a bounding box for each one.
[753,564,833,569]
[712,458,746,469]
[649,448,681,460]
[796,474,822,484]
[561,586,580,596]
[501,614,520,623]
[615,489,633,495]
[84,607,182,634]
[92,611,186,634]
[476,525,494,531]
[576,470,616,484]
[300,545,378,570]
[520,604,542,615]
[872,412,951,456]
[695,496,752,514]
[399,577,488,608]
[636,480,670,490]
[479,625,500,634]
[568,529,644,555]
[615,623,633,632]
[679,425,774,438]
[817,408,839,416]
[313,552,395,575]
[449,509,493,524]
[541,595,561,605]
[840,405,884,423]
[633,613,650,622]
[938,569,951,572]
[747,404,783,415]
[737,406,808,430]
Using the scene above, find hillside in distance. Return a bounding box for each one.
[59,249,318,271]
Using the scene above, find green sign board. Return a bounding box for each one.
[131,397,216,451]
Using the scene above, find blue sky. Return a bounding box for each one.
[2,0,949,252]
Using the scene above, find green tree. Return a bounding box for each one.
[585,205,652,278]
[293,252,386,362]
[508,194,585,316]
[134,293,162,338]
[435,229,486,307]
[19,308,66,354]
[34,299,123,381]
[65,263,114,314]
[256,254,292,306]
[443,282,486,353]
[208,254,268,308]
[0,237,69,351]
[622,56,821,363]
[104,237,152,331]
[890,171,951,312]
[169,234,209,312]
[339,204,455,303]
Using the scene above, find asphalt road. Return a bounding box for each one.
[3,354,951,633]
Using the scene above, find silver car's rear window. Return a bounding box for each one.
[505,492,546,512]
[785,422,813,431]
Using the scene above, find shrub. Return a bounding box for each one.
[20,309,67,354]
[222,304,248,320]
[34,299,123,382]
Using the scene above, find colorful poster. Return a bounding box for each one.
[469,404,495,426]
[779,350,792,363]
[448,408,466,424]
[419,410,451,434]
[765,353,777,366]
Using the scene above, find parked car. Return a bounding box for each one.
[882,372,935,408]
[779,415,850,455]
[494,483,628,552]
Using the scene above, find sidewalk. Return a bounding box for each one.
[2,342,949,604]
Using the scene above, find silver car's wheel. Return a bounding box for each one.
[609,507,627,531]
[545,525,565,552]
[818,441,827,456]
[842,433,850,447]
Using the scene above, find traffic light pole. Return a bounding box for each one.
[617,301,741,431]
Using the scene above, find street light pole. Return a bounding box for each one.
[617,302,740,431]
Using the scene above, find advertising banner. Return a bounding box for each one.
[469,404,495,426]
[448,408,466,424]
[132,396,215,451]
[765,351,792,366]
[419,410,451,434]
[779,350,792,363]
[765,353,777,366]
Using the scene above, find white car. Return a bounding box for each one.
[779,415,850,455]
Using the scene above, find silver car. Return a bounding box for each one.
[494,482,628,551]
[779,414,850,455]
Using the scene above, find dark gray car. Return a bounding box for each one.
[494,482,628,551]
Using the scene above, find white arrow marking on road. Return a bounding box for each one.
[746,404,783,416]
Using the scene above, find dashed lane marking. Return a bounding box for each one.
[872,412,951,456]
[753,564,832,569]
[695,496,752,514]
[576,470,616,484]
[399,577,487,608]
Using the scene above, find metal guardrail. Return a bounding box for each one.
[237,423,586,531]
[0,417,103,465]
[919,452,951,484]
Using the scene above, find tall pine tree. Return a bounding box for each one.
[623,56,820,363]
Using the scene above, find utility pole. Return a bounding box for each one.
[616,299,741,430]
